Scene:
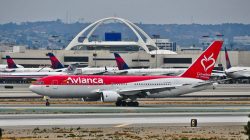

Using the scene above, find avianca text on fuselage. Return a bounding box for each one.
[66,77,104,85]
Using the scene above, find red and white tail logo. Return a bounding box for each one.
[201,53,215,72]
[180,40,223,80]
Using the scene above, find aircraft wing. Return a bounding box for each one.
[91,71,108,75]
[117,85,182,96]
[192,82,213,88]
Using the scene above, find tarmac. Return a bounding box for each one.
[0,84,250,129]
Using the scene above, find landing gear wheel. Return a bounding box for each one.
[134,102,139,107]
[45,99,50,106]
[115,100,122,106]
[127,102,139,107]
[121,101,127,106]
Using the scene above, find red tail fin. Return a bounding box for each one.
[180,40,223,80]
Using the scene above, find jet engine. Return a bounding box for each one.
[101,91,121,102]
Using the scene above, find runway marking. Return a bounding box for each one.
[114,123,131,128]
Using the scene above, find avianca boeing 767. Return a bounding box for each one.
[29,40,223,106]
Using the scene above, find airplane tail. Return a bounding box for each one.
[225,47,232,69]
[66,63,79,74]
[114,53,129,70]
[6,55,18,69]
[48,53,64,69]
[180,40,223,80]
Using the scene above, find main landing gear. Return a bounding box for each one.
[115,100,139,107]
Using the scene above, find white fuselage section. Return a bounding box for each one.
[3,67,53,73]
[0,71,67,79]
[0,64,24,71]
[115,68,186,76]
[29,77,211,99]
[225,67,250,79]
[75,67,119,75]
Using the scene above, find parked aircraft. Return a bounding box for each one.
[48,52,118,74]
[74,67,118,75]
[3,55,53,72]
[0,53,71,80]
[0,55,24,71]
[224,47,250,79]
[0,64,78,80]
[113,52,185,76]
[114,52,225,78]
[30,40,223,106]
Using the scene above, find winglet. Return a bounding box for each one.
[6,55,18,69]
[180,40,223,80]
[225,47,232,69]
[114,53,129,70]
[48,53,64,69]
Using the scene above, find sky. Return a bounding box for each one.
[0,0,250,24]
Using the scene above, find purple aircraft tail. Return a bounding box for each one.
[114,53,129,70]
[225,47,232,69]
[48,53,64,69]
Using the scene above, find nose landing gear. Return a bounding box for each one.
[45,99,50,106]
[43,96,50,106]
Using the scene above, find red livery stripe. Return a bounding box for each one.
[35,75,177,85]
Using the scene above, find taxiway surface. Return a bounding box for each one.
[0,113,248,128]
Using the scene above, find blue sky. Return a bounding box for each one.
[0,0,250,24]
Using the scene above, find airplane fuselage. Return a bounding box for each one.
[225,67,250,79]
[115,68,186,76]
[29,75,211,99]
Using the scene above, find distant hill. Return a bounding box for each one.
[0,19,250,50]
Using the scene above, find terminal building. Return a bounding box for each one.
[1,17,250,71]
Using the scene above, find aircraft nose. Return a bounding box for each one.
[29,85,38,93]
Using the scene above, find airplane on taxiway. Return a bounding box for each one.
[29,40,223,107]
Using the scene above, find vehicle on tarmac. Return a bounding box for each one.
[29,40,223,106]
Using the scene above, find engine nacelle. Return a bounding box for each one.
[212,82,218,90]
[101,91,121,102]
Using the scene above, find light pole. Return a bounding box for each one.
[152,34,160,68]
[91,35,98,67]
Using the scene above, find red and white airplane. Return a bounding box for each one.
[29,40,223,106]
